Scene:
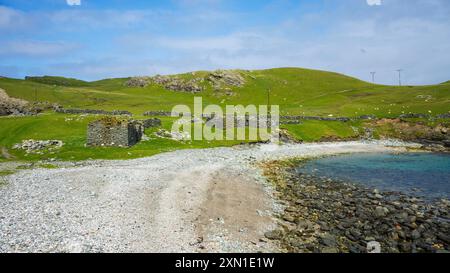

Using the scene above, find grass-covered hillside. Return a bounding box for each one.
[1,67,449,161]
[2,67,449,117]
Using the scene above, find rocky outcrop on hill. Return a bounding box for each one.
[152,75,203,93]
[125,75,203,93]
[0,88,32,116]
[207,70,245,89]
[0,88,58,116]
[125,70,246,93]
[124,77,151,88]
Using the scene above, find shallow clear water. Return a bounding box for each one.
[296,153,450,201]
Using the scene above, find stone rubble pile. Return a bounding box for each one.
[154,129,191,141]
[13,140,64,154]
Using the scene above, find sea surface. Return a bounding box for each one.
[296,152,450,201]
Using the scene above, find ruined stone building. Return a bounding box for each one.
[87,117,143,147]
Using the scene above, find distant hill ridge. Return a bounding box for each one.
[25,76,90,87]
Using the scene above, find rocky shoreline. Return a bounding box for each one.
[0,141,438,252]
[261,159,450,253]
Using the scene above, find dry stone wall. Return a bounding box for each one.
[56,108,132,116]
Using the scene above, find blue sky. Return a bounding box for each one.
[0,0,449,85]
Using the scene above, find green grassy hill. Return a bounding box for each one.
[2,67,449,117]
[1,67,449,161]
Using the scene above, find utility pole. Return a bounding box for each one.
[267,88,271,112]
[34,87,37,101]
[396,69,403,86]
[370,72,376,83]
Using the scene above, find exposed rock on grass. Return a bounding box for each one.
[124,77,151,88]
[154,129,191,141]
[0,88,32,116]
[369,118,449,151]
[207,70,245,90]
[278,129,302,144]
[152,75,203,93]
[126,75,205,93]
[142,118,162,129]
[13,140,63,154]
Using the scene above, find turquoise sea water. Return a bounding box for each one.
[296,153,450,201]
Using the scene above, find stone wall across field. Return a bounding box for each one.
[280,116,351,122]
[143,111,174,117]
[142,110,450,123]
[437,113,450,119]
[142,118,162,129]
[56,108,132,116]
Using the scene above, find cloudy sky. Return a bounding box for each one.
[0,0,449,85]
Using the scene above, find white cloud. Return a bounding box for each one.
[367,0,382,6]
[2,0,450,85]
[66,0,81,6]
[0,6,28,30]
[0,41,79,57]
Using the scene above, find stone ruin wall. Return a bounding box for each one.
[87,119,142,147]
[87,117,161,147]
